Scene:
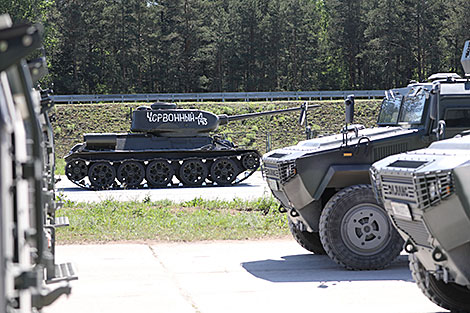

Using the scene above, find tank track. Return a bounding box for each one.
[65,152,260,191]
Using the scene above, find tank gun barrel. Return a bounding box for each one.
[219,104,319,125]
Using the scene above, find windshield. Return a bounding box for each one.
[377,94,402,124]
[399,87,427,123]
[377,87,428,125]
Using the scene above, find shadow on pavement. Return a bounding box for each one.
[242,253,413,283]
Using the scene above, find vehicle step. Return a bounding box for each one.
[46,262,78,284]
[54,216,69,227]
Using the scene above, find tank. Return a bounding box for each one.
[370,134,470,312]
[65,102,313,190]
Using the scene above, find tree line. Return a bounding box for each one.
[2,0,469,94]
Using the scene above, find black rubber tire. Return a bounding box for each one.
[65,159,87,181]
[288,216,326,255]
[319,184,403,270]
[409,254,470,312]
[179,159,208,186]
[210,158,239,185]
[146,160,174,187]
[117,161,145,187]
[88,162,116,189]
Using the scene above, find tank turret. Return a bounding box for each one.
[131,102,313,136]
[65,102,316,190]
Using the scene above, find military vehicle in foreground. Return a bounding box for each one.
[370,41,470,312]
[370,132,470,312]
[263,45,470,270]
[65,102,315,190]
[0,15,76,312]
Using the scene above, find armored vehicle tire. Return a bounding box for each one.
[287,216,326,255]
[409,254,470,312]
[65,160,87,181]
[179,159,208,185]
[88,162,116,189]
[146,160,174,187]
[319,184,403,270]
[210,158,239,185]
[117,161,145,187]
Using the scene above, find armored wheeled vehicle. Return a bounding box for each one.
[65,102,315,190]
[370,40,470,312]
[263,49,470,270]
[0,15,75,312]
[370,134,470,312]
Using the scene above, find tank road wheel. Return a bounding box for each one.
[179,159,208,186]
[319,184,403,270]
[241,152,260,170]
[88,162,116,189]
[288,216,326,255]
[146,160,174,187]
[210,158,239,185]
[409,254,470,312]
[117,161,145,187]
[65,160,88,182]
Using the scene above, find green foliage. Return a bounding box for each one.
[55,197,289,243]
[5,0,467,94]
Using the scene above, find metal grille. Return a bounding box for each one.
[373,143,408,161]
[381,175,416,203]
[393,217,431,248]
[415,171,454,209]
[263,161,296,184]
[278,162,296,184]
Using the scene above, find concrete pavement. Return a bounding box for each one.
[44,240,447,313]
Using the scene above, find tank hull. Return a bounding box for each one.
[65,133,261,190]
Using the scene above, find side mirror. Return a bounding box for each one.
[345,95,355,124]
[461,40,470,76]
[429,84,440,120]
[299,102,308,126]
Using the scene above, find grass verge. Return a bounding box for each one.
[56,197,290,244]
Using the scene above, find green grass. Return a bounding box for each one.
[55,197,290,244]
[55,157,65,175]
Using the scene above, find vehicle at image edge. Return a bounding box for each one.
[262,46,470,270]
[369,40,470,312]
[0,15,76,312]
[64,101,317,190]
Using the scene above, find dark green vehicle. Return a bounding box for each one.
[263,51,470,270]
[370,40,470,312]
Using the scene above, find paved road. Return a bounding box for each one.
[56,171,271,203]
[44,240,447,313]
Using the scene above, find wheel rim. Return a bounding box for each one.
[179,160,208,185]
[88,162,116,188]
[340,203,392,256]
[65,160,87,181]
[117,161,145,186]
[242,153,260,170]
[210,158,238,185]
[146,160,174,186]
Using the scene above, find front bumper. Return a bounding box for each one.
[372,166,470,287]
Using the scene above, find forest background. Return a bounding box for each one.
[2,0,470,95]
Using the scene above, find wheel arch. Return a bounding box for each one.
[313,164,371,200]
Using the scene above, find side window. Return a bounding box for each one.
[444,109,470,128]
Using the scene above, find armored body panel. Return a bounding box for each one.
[0,15,76,312]
[370,135,470,312]
[65,102,312,190]
[263,68,470,270]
